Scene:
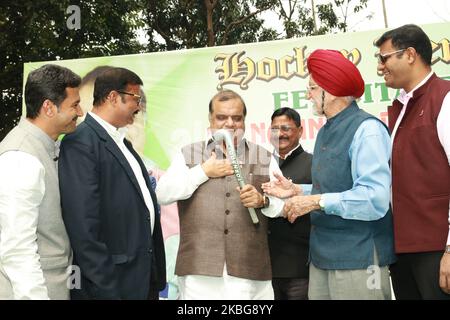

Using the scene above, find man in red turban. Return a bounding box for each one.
[307,49,365,98]
[263,49,396,300]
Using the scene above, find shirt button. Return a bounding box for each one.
[224,229,229,235]
[225,210,230,215]
[226,192,231,197]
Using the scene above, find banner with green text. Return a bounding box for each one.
[24,22,450,170]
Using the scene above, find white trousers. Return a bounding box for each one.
[178,264,274,300]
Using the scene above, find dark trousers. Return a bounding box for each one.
[272,277,309,300]
[390,251,450,300]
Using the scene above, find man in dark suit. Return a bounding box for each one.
[267,107,312,300]
[58,67,166,300]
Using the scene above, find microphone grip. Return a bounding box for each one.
[225,138,259,225]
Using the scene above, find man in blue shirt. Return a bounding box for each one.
[263,49,396,299]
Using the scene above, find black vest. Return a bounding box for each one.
[268,145,313,278]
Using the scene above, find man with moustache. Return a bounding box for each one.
[267,107,312,300]
[58,67,166,300]
[156,89,282,300]
[0,64,82,299]
[263,50,396,299]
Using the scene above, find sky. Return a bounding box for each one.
[346,0,449,31]
[263,0,450,33]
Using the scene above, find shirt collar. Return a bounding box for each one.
[273,142,302,159]
[397,71,433,104]
[89,112,128,143]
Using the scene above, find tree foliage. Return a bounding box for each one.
[1,0,370,139]
[0,0,145,139]
[273,0,369,38]
[144,0,278,51]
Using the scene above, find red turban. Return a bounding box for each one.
[306,49,365,98]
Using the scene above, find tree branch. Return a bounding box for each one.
[204,0,218,46]
[221,4,275,45]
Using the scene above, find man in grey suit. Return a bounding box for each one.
[0,64,83,299]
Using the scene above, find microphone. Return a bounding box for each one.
[212,129,259,224]
[53,156,59,161]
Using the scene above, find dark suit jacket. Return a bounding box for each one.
[268,146,312,279]
[58,113,166,300]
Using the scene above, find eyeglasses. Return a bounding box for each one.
[377,49,406,64]
[117,90,142,106]
[306,85,319,92]
[270,125,296,133]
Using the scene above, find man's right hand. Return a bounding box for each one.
[201,152,234,178]
[261,172,302,198]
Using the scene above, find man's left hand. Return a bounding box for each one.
[440,251,450,294]
[237,184,264,208]
[284,195,321,223]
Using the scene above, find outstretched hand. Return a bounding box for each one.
[261,172,302,198]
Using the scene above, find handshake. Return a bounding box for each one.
[262,172,322,223]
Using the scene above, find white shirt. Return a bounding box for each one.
[156,143,283,218]
[391,72,450,246]
[273,142,302,160]
[89,112,155,232]
[0,151,49,299]
[155,140,282,299]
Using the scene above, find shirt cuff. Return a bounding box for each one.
[261,196,284,218]
[192,164,209,185]
[301,184,312,195]
[321,193,342,216]
[447,225,450,246]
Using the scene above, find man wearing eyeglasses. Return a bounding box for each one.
[375,24,450,299]
[58,67,166,299]
[263,49,396,300]
[267,107,312,300]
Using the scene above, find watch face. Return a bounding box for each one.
[319,199,325,209]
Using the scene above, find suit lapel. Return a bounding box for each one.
[85,114,147,205]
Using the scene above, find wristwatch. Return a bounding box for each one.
[263,195,270,208]
[318,197,325,211]
[445,245,450,254]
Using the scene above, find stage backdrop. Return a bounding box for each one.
[22,22,450,300]
[23,22,449,168]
